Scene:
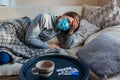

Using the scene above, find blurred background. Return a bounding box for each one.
[0,0,120,6]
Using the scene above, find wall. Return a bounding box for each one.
[9,0,83,6]
[0,0,98,6]
[10,0,98,6]
[83,0,98,6]
[98,0,120,6]
[2,0,120,7]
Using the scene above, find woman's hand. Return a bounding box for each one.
[69,18,79,34]
[48,43,60,48]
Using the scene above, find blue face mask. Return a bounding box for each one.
[57,18,70,31]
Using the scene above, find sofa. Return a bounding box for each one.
[0,3,120,80]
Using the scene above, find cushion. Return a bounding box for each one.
[0,63,22,76]
[83,5,101,18]
[70,19,100,48]
[76,32,120,79]
[85,0,120,28]
[0,48,22,76]
[85,25,120,45]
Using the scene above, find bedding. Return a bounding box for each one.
[0,17,67,64]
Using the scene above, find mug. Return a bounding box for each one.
[31,60,55,77]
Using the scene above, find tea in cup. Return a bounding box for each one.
[31,60,55,77]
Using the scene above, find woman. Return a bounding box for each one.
[0,11,80,65]
[25,11,80,49]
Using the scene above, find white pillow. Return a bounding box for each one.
[0,63,22,76]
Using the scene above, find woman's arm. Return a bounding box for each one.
[57,32,74,49]
[25,15,49,49]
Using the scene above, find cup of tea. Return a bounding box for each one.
[31,60,55,77]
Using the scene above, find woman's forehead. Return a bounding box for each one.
[60,15,73,20]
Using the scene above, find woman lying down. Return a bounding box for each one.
[0,11,80,64]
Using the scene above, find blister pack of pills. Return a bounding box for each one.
[56,67,79,76]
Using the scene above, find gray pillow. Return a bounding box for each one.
[76,32,120,79]
[85,0,120,29]
[70,19,100,48]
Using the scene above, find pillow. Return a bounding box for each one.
[70,19,100,48]
[0,48,22,76]
[85,25,120,45]
[83,5,101,18]
[76,32,120,79]
[85,0,120,28]
[0,63,22,76]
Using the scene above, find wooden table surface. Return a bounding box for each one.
[0,75,20,80]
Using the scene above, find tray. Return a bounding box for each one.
[19,55,89,80]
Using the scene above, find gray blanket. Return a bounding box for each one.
[0,17,67,64]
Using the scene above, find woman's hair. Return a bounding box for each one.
[63,11,80,20]
[63,11,80,33]
[56,11,81,33]
[57,11,80,21]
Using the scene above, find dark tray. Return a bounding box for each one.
[19,55,89,80]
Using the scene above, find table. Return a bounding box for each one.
[19,55,89,80]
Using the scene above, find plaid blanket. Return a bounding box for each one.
[0,17,67,64]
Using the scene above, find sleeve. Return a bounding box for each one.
[25,14,48,49]
[57,32,74,49]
